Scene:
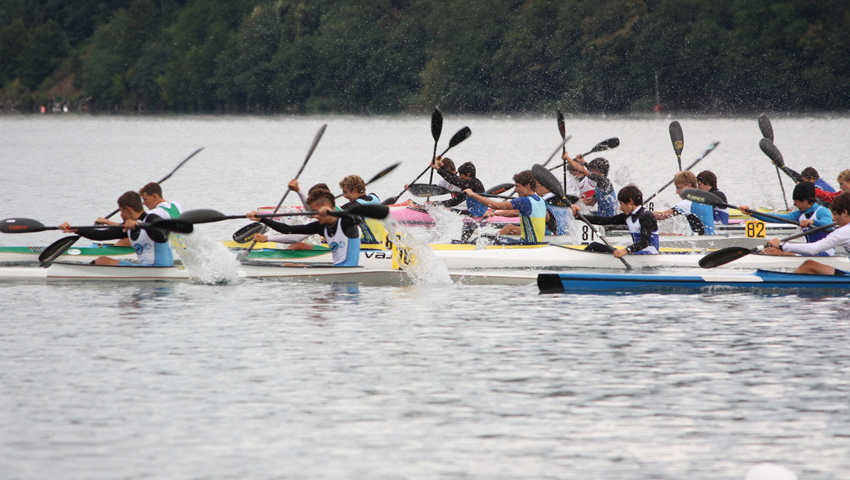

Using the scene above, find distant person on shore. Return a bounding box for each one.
[653,171,715,235]
[696,170,730,224]
[765,192,850,274]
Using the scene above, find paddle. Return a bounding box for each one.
[643,142,720,206]
[486,183,515,195]
[681,188,803,226]
[181,203,390,225]
[759,114,789,210]
[333,162,400,199]
[382,126,472,205]
[236,124,326,257]
[531,164,632,269]
[38,146,204,264]
[669,121,684,171]
[555,110,568,189]
[698,222,836,269]
[759,137,803,184]
[1,218,193,234]
[547,137,620,171]
[407,183,517,200]
[426,109,443,202]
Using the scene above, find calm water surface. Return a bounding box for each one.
[1,115,850,479]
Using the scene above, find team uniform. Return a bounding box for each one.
[780,223,850,272]
[259,216,361,266]
[751,204,835,256]
[434,168,487,216]
[814,178,836,193]
[508,195,547,244]
[342,193,385,244]
[75,211,174,266]
[584,206,660,255]
[541,192,569,235]
[709,188,730,224]
[672,199,715,235]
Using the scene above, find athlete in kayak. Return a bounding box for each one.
[339,174,385,245]
[247,189,361,267]
[653,170,715,235]
[696,170,730,224]
[571,184,660,258]
[465,170,547,244]
[766,192,850,275]
[562,152,617,217]
[429,157,486,217]
[59,191,175,266]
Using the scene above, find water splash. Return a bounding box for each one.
[173,233,240,285]
[423,203,465,243]
[379,217,451,286]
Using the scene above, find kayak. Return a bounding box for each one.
[0,244,137,264]
[538,269,850,294]
[389,204,517,226]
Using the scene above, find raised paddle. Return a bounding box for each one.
[643,142,720,206]
[236,124,326,257]
[557,110,568,189]
[334,162,400,199]
[759,114,789,210]
[669,121,684,171]
[38,146,204,264]
[547,137,620,171]
[1,218,193,235]
[681,188,802,226]
[759,137,803,183]
[698,222,836,269]
[532,164,632,269]
[486,183,515,195]
[181,203,390,225]
[426,109,443,201]
[383,126,472,205]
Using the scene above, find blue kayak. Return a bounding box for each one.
[538,269,850,294]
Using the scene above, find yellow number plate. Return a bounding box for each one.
[745,220,766,238]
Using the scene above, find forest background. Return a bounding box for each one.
[1,0,848,114]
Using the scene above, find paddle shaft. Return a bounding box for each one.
[385,127,471,204]
[643,142,719,206]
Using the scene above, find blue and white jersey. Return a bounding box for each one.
[131,212,174,266]
[325,219,361,267]
[674,199,715,235]
[626,208,660,254]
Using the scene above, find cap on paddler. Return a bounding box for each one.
[792,181,816,201]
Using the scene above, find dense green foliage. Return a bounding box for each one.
[1,0,849,113]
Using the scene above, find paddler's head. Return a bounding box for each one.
[117,191,145,221]
[830,192,850,227]
[617,184,643,215]
[139,182,165,210]
[458,162,476,179]
[792,181,817,211]
[512,170,537,197]
[307,189,338,225]
[339,175,366,202]
[673,170,698,199]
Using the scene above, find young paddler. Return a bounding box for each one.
[430,157,487,216]
[653,171,715,235]
[247,189,361,267]
[59,191,176,266]
[339,175,385,244]
[766,192,850,275]
[465,170,547,244]
[571,185,660,257]
[95,181,182,247]
[251,182,333,250]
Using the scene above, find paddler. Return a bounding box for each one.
[58,191,175,266]
[696,170,730,224]
[570,184,660,257]
[95,181,183,247]
[339,174,385,244]
[653,170,715,235]
[247,189,361,267]
[765,192,850,275]
[429,157,487,217]
[464,170,547,244]
[563,152,617,217]
[251,183,334,250]
[740,182,834,256]
[815,169,850,205]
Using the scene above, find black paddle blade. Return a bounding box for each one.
[669,121,684,156]
[233,223,265,243]
[486,183,515,195]
[682,188,724,207]
[585,137,620,156]
[0,218,48,233]
[431,108,443,142]
[758,114,774,142]
[381,196,399,206]
[531,164,568,203]
[557,110,566,140]
[38,235,81,264]
[759,137,785,168]
[408,183,451,197]
[179,208,229,224]
[439,126,472,156]
[699,246,755,268]
[344,203,390,220]
[151,219,194,234]
[368,162,400,184]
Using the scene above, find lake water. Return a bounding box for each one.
[1,114,849,479]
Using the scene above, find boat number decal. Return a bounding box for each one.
[68,249,81,255]
[383,232,415,269]
[745,220,766,238]
[647,202,654,211]
[581,225,597,243]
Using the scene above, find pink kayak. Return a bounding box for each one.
[388,204,518,225]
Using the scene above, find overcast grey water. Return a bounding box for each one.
[1,115,850,479]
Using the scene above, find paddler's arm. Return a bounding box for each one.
[562,152,589,177]
[246,211,324,236]
[59,222,125,241]
[464,189,513,211]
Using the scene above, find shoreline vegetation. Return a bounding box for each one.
[1,0,849,115]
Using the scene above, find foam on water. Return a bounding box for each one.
[380,217,452,286]
[422,203,465,243]
[173,233,240,285]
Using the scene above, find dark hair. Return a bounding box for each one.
[587,158,609,176]
[308,183,331,195]
[830,192,850,216]
[306,189,335,208]
[617,184,643,205]
[801,167,819,180]
[139,182,163,197]
[458,162,476,177]
[118,191,144,212]
[441,158,456,173]
[696,170,717,188]
[513,170,536,189]
[792,181,816,202]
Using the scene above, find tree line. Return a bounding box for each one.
[1,0,848,113]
